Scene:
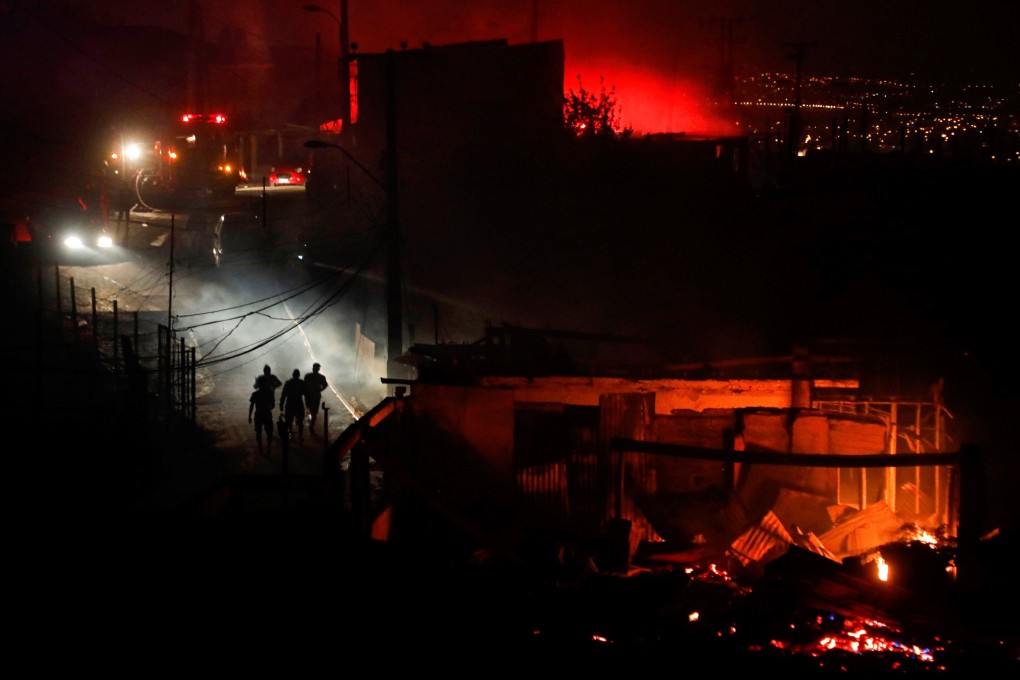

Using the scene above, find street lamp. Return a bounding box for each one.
[302,2,350,132]
[304,134,402,384]
[303,140,383,190]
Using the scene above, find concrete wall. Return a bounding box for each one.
[410,383,515,475]
[479,376,795,413]
[406,377,904,543]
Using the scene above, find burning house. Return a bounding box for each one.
[336,326,956,554]
[287,324,1015,669]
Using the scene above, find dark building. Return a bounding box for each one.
[306,39,567,234]
[346,38,566,163]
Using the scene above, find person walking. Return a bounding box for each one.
[248,386,276,454]
[255,364,282,394]
[280,368,307,443]
[303,362,329,433]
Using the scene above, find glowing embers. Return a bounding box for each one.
[768,613,940,668]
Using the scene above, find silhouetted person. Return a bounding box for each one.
[248,387,276,454]
[280,368,306,443]
[303,362,329,433]
[255,364,282,394]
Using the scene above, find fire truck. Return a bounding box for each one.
[105,112,243,213]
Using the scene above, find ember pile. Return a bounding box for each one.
[504,524,1018,673]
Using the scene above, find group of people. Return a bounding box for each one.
[247,362,329,452]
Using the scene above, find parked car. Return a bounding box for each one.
[268,165,306,186]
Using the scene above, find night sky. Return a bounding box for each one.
[12,0,1019,135]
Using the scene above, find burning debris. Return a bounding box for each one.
[323,330,1016,668]
[490,487,1016,673]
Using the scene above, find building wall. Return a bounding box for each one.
[349,39,566,162]
[310,39,568,253]
[411,383,515,476]
[399,373,961,562]
[480,376,795,412]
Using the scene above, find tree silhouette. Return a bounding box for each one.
[563,75,631,139]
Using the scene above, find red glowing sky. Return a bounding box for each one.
[47,0,1020,135]
[324,0,751,135]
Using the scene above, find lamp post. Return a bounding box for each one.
[303,140,382,190]
[302,2,350,132]
[305,133,401,383]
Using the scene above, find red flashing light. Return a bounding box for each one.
[180,113,229,124]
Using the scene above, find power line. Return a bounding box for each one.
[190,237,383,367]
[10,0,174,109]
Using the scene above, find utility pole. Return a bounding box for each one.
[334,0,350,132]
[167,213,174,334]
[704,15,745,107]
[340,0,351,131]
[303,2,351,130]
[314,32,322,128]
[784,41,815,159]
[186,0,209,114]
[385,49,402,382]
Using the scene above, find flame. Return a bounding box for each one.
[905,525,939,545]
[876,556,889,581]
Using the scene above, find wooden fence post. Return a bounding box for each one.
[91,287,98,359]
[113,299,119,372]
[70,277,78,346]
[54,265,61,315]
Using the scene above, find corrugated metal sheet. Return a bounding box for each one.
[501,389,952,565]
[566,450,606,535]
[729,510,792,566]
[517,461,570,518]
[600,392,653,536]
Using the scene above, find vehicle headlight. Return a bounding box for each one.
[64,235,85,249]
[97,234,114,248]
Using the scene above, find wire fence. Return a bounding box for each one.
[28,263,196,424]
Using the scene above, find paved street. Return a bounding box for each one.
[38,205,385,513]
